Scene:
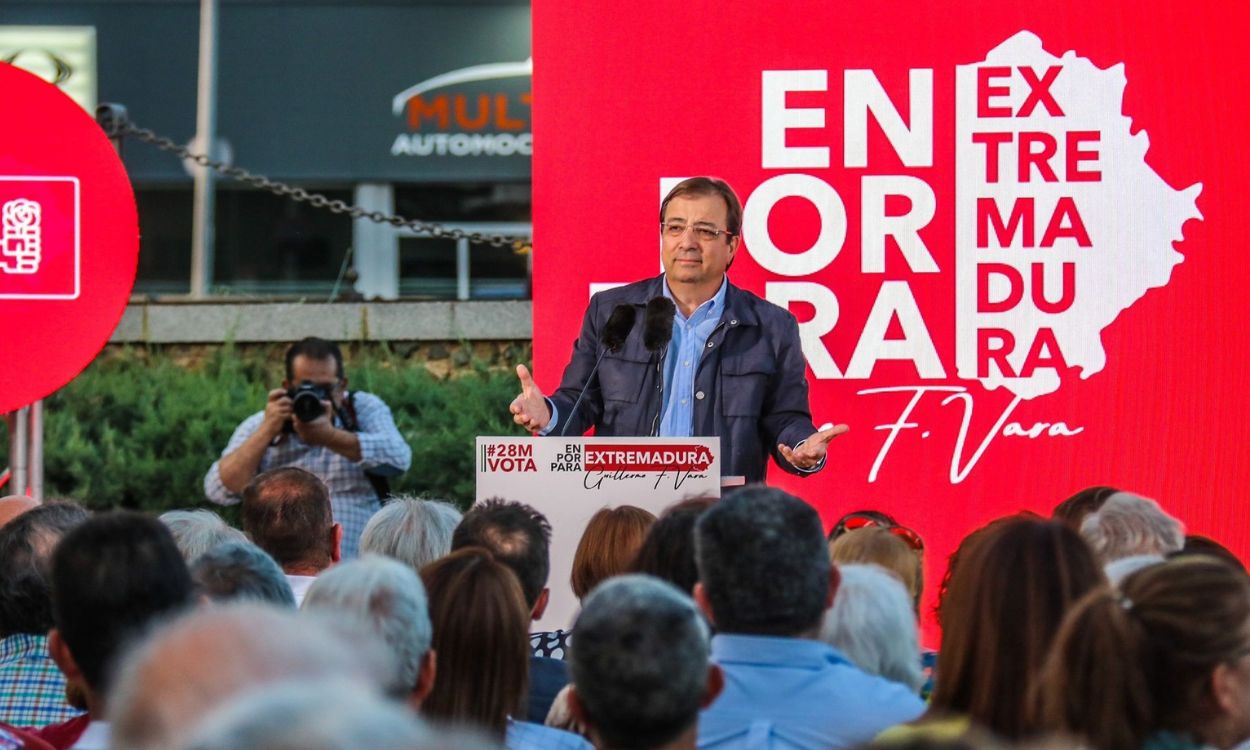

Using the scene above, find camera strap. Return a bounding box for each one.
[340,392,392,503]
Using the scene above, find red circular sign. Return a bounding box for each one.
[0,63,139,414]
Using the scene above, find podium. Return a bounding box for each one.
[476,435,724,630]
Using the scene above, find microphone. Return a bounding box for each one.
[603,304,637,353]
[644,296,676,351]
[561,304,637,437]
[643,297,676,435]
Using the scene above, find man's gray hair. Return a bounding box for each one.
[190,541,296,608]
[359,497,461,572]
[819,564,923,693]
[108,603,391,750]
[1079,491,1185,563]
[571,574,709,750]
[159,509,247,563]
[301,556,432,695]
[178,679,443,750]
[695,486,831,636]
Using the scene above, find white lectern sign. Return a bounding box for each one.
[476,436,721,630]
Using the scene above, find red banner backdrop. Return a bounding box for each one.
[531,2,1250,634]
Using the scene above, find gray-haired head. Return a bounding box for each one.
[359,497,462,572]
[819,564,923,693]
[301,556,433,697]
[571,575,711,750]
[176,679,439,750]
[1079,492,1185,564]
[108,603,391,750]
[694,486,831,635]
[160,509,248,563]
[191,541,296,608]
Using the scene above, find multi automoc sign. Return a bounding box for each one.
[390,58,532,159]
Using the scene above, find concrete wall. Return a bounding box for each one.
[110,300,532,343]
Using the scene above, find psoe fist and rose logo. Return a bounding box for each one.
[0,179,80,298]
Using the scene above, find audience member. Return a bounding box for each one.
[630,497,716,595]
[189,541,296,607]
[1051,485,1118,531]
[360,496,462,572]
[0,496,39,528]
[241,467,342,604]
[829,527,924,613]
[694,487,924,749]
[1038,557,1250,750]
[46,512,194,749]
[420,547,591,749]
[1170,534,1247,573]
[178,679,440,750]
[827,510,902,542]
[452,499,568,721]
[107,603,391,750]
[567,575,721,750]
[1079,492,1184,583]
[570,506,657,602]
[302,557,436,709]
[820,564,924,694]
[158,509,247,563]
[0,502,89,726]
[918,516,1102,740]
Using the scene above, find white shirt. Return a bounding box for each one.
[286,574,318,606]
[69,720,110,750]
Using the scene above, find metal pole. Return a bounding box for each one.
[189,0,219,298]
[11,407,28,497]
[29,401,43,502]
[456,237,470,301]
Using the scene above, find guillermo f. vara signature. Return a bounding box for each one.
[859,385,1083,483]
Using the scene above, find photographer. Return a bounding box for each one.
[204,338,411,559]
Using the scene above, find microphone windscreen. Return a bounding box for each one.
[603,304,637,352]
[643,296,677,351]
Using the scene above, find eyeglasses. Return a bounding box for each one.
[661,221,735,242]
[832,513,924,551]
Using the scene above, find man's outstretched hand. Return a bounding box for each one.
[510,364,552,433]
[778,423,849,471]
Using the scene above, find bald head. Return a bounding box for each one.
[108,603,390,750]
[0,496,38,528]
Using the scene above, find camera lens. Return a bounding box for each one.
[292,391,324,422]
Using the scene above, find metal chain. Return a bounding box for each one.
[102,113,528,250]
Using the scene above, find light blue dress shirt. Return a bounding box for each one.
[698,634,926,750]
[507,719,593,750]
[659,276,728,437]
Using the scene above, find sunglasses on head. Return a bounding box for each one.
[832,513,925,551]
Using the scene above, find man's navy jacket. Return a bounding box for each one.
[546,275,821,484]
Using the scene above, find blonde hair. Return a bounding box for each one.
[829,527,922,608]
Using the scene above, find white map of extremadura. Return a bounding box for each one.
[955,31,1203,399]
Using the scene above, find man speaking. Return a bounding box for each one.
[510,177,846,483]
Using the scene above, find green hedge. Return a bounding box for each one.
[1,345,526,513]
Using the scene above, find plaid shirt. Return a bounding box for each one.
[0,634,84,728]
[204,391,411,559]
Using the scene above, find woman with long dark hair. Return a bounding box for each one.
[1038,557,1250,750]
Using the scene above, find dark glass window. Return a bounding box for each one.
[133,185,353,297]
